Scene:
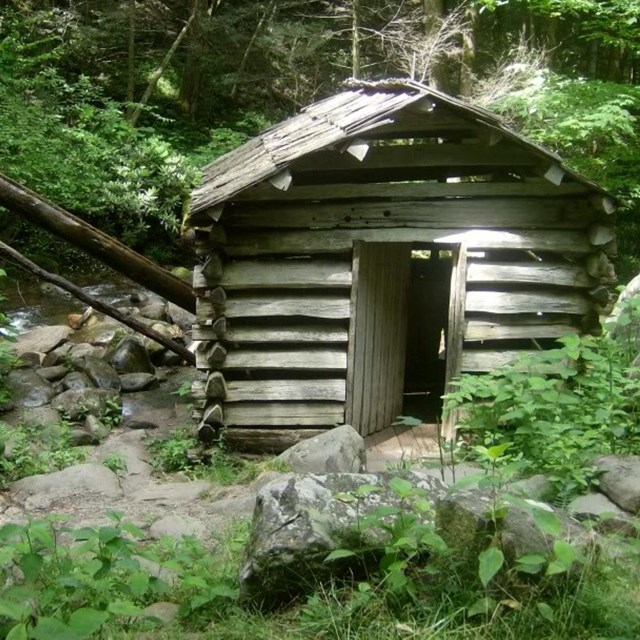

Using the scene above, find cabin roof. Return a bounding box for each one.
[188,79,610,219]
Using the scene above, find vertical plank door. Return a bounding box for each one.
[346,242,412,436]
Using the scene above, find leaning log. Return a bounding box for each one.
[0,173,195,312]
[0,241,195,365]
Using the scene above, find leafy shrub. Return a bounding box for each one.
[444,296,640,502]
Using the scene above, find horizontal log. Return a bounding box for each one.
[223,349,347,370]
[224,402,345,426]
[223,427,327,454]
[227,199,594,230]
[466,261,594,287]
[464,321,579,341]
[232,181,593,202]
[225,295,351,319]
[226,228,591,256]
[222,260,352,289]
[226,379,346,402]
[465,290,590,315]
[193,324,349,343]
[291,142,538,173]
[461,350,539,372]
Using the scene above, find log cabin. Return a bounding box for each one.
[184,79,616,453]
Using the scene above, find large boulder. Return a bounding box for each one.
[76,356,121,391]
[149,514,207,541]
[11,463,122,503]
[436,489,596,570]
[119,373,157,392]
[592,455,640,513]
[166,302,196,333]
[238,471,446,607]
[567,492,636,536]
[54,388,121,421]
[7,370,54,407]
[108,337,155,374]
[277,425,364,473]
[61,371,94,391]
[12,325,72,356]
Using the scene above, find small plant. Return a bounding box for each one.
[102,452,128,473]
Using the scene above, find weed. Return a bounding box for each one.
[102,453,128,473]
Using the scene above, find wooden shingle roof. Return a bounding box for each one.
[188,79,610,221]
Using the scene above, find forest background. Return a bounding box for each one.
[0,0,639,281]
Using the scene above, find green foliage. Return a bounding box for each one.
[0,269,17,408]
[0,512,244,639]
[445,296,640,501]
[0,421,85,489]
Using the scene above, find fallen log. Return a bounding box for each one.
[0,172,195,312]
[0,240,195,365]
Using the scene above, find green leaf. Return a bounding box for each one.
[98,526,121,544]
[533,509,561,537]
[486,442,512,460]
[18,553,43,583]
[6,623,28,640]
[208,584,237,599]
[0,600,30,621]
[468,596,495,617]
[478,547,504,587]
[30,617,74,640]
[388,477,414,498]
[127,572,149,598]
[324,549,356,562]
[537,602,554,622]
[553,540,577,569]
[546,561,568,576]
[108,600,143,617]
[67,608,109,640]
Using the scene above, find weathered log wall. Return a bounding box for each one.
[189,102,615,447]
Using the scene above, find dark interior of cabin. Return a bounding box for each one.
[403,246,452,423]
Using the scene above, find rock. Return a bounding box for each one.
[166,303,196,333]
[76,357,121,391]
[134,557,178,587]
[84,415,110,442]
[143,323,175,355]
[7,370,54,407]
[62,371,94,391]
[70,428,100,446]
[154,351,185,366]
[132,481,213,505]
[436,489,596,570]
[171,266,192,282]
[68,343,105,362]
[130,292,149,305]
[277,424,364,474]
[16,351,44,367]
[119,373,157,392]
[141,602,179,626]
[13,325,73,356]
[108,337,155,374]
[205,494,256,521]
[239,471,446,606]
[593,455,640,514]
[408,463,483,488]
[68,307,93,330]
[40,283,73,299]
[140,302,167,321]
[123,418,159,430]
[567,492,636,536]
[41,343,72,367]
[36,366,69,382]
[508,474,556,502]
[11,463,122,501]
[54,388,121,421]
[16,406,61,431]
[149,514,207,540]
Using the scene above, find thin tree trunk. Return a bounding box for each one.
[126,0,136,119]
[0,240,195,365]
[0,173,195,313]
[459,5,477,97]
[231,0,276,99]
[129,11,197,126]
[423,0,447,91]
[180,0,209,118]
[352,0,361,79]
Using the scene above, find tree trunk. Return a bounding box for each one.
[352,0,361,79]
[180,0,210,118]
[0,173,195,313]
[423,0,447,91]
[0,240,195,365]
[126,0,136,119]
[459,5,477,97]
[129,10,197,126]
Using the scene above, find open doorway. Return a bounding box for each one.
[403,246,453,423]
[347,241,457,437]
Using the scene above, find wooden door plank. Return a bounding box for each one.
[345,242,361,424]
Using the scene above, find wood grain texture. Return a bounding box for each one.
[464,321,578,341]
[226,228,591,256]
[465,290,590,315]
[226,379,346,402]
[223,427,327,453]
[221,259,352,289]
[223,349,347,370]
[461,350,538,371]
[466,261,594,287]
[224,402,345,426]
[227,199,593,230]
[193,324,349,343]
[225,295,351,319]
